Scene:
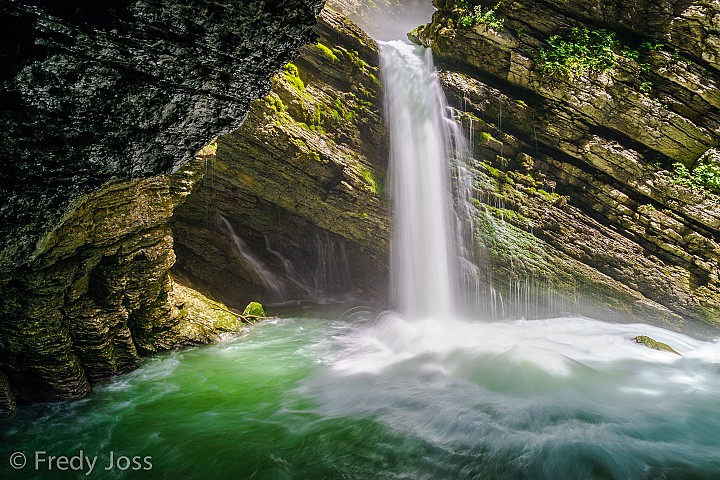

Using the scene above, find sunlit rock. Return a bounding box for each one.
[242,302,266,318]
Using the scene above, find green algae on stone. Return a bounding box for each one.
[316,42,339,62]
[283,63,307,94]
[633,335,681,355]
[243,302,266,318]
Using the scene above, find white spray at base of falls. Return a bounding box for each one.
[380,40,478,319]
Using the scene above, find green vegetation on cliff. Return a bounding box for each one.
[283,63,306,93]
[456,1,505,30]
[671,159,720,194]
[537,27,622,78]
[315,42,339,62]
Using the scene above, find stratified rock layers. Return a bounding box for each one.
[0,161,249,409]
[173,8,390,308]
[414,0,720,329]
[0,0,324,415]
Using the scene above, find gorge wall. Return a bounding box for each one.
[412,0,720,331]
[0,0,325,416]
[171,0,720,333]
[172,8,390,309]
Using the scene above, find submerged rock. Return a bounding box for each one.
[633,336,681,355]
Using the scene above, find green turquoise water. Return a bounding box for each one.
[2,313,720,479]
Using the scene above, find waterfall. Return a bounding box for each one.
[381,41,474,319]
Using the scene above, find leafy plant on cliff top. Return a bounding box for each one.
[456,0,505,31]
[537,27,623,79]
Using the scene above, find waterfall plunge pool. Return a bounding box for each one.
[2,313,719,479]
[3,39,718,480]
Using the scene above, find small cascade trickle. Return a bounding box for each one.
[264,236,318,299]
[216,214,286,299]
[264,232,354,304]
[313,232,352,297]
[445,106,485,314]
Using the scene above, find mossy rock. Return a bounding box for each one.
[242,301,265,317]
[137,279,245,353]
[633,335,681,355]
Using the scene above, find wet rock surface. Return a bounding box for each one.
[0,0,324,416]
[172,8,390,309]
[634,335,681,355]
[413,0,720,329]
[0,161,248,413]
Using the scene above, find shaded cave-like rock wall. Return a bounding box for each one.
[0,0,324,269]
[172,8,391,309]
[0,0,325,416]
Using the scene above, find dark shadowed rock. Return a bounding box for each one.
[0,0,324,416]
[0,0,324,269]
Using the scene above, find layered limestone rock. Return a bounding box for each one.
[414,0,720,330]
[173,8,391,309]
[0,1,324,416]
[0,0,323,269]
[0,159,250,413]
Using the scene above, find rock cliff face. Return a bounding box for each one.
[172,8,390,309]
[413,0,720,330]
[0,0,323,269]
[3,0,719,419]
[0,157,252,412]
[0,0,324,416]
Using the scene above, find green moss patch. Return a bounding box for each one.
[633,335,681,355]
[242,301,266,318]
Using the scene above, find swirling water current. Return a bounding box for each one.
[2,313,720,479]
